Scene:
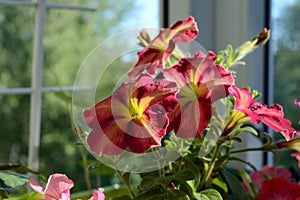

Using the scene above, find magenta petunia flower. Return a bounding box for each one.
[163,51,234,138]
[255,177,300,200]
[83,74,178,156]
[128,16,198,79]
[229,85,296,140]
[295,99,300,109]
[29,173,74,200]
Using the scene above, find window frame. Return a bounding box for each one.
[167,0,271,168]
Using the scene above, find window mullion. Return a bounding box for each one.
[28,0,46,172]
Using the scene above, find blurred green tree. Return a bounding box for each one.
[273,0,300,170]
[0,0,141,192]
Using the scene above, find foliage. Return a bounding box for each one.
[0,0,138,195]
[273,0,300,171]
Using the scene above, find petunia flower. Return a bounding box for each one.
[254,177,300,200]
[83,74,178,156]
[89,190,105,200]
[291,152,300,168]
[163,51,234,138]
[229,85,296,140]
[30,173,105,200]
[29,173,74,200]
[128,16,198,79]
[295,99,300,109]
[248,165,291,192]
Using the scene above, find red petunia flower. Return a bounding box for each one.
[255,177,300,200]
[229,85,296,140]
[163,51,234,138]
[128,16,198,79]
[249,165,291,192]
[83,74,178,156]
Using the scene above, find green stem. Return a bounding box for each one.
[116,170,135,199]
[79,146,92,191]
[198,144,221,189]
[230,146,268,154]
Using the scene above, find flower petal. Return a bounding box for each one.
[164,51,234,138]
[128,16,198,79]
[84,74,178,156]
[43,174,74,200]
[29,179,45,195]
[89,190,105,200]
[229,85,296,140]
[255,177,300,200]
[249,165,291,191]
[295,99,300,109]
[291,152,300,168]
[169,16,199,43]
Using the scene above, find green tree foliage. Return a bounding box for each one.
[273,0,300,170]
[0,0,140,192]
[273,0,300,132]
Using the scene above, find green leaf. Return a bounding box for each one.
[194,189,223,200]
[88,162,115,176]
[167,188,190,200]
[112,194,132,200]
[239,126,259,136]
[4,192,43,200]
[212,176,228,193]
[238,168,257,197]
[0,164,39,175]
[180,182,194,198]
[180,157,201,191]
[135,189,167,200]
[228,157,257,172]
[172,169,195,182]
[221,170,251,200]
[0,172,28,188]
[139,176,159,191]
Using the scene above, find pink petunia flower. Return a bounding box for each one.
[255,177,300,200]
[291,152,300,168]
[128,16,198,79]
[83,74,178,156]
[29,173,74,200]
[229,85,296,140]
[295,99,300,109]
[164,51,234,138]
[89,190,105,200]
[30,173,105,200]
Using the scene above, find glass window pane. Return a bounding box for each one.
[0,0,160,193]
[0,95,30,165]
[43,0,160,87]
[0,6,34,88]
[41,0,160,192]
[271,0,300,169]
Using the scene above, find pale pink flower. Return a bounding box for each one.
[30,174,73,200]
[89,190,105,200]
